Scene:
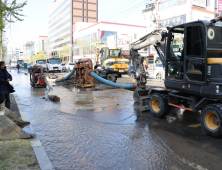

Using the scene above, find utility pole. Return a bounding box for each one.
[86,0,88,22]
[82,0,84,22]
[70,0,73,62]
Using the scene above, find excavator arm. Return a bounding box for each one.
[130,29,168,89]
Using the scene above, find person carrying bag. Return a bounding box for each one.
[0,61,14,109]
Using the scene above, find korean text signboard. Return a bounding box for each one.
[193,0,206,8]
[218,0,222,13]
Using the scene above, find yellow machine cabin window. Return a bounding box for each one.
[110,50,121,57]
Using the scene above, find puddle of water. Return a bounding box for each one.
[10,71,222,170]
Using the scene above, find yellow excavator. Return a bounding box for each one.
[94,44,130,82]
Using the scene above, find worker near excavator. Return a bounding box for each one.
[0,61,12,109]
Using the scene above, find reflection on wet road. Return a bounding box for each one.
[11,69,222,170]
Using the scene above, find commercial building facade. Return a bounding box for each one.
[142,0,214,63]
[48,0,98,62]
[38,36,49,55]
[73,21,147,64]
[23,42,37,60]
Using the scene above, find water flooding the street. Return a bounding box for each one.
[10,69,222,170]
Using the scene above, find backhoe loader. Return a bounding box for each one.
[94,44,130,82]
[131,17,222,137]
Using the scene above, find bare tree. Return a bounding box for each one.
[0,0,27,60]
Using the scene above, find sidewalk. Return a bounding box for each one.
[0,94,40,170]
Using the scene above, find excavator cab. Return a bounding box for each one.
[165,21,208,95]
[100,47,122,64]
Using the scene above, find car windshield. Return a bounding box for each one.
[37,60,46,64]
[18,60,24,64]
[49,59,60,64]
[69,63,75,65]
[61,64,65,66]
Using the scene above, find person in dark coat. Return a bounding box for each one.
[16,63,20,71]
[0,61,12,109]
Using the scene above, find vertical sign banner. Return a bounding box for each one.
[218,0,222,13]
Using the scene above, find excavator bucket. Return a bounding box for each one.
[0,107,33,140]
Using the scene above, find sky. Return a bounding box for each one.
[5,0,152,49]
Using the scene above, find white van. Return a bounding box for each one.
[36,59,47,72]
[46,58,62,72]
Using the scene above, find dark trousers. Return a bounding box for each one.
[0,93,10,109]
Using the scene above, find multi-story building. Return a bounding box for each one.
[23,42,37,59]
[39,36,49,55]
[49,0,98,62]
[73,21,147,64]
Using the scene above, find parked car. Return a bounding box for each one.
[65,62,75,71]
[127,65,149,78]
[60,63,66,72]
[36,59,47,71]
[27,63,33,68]
[127,65,134,77]
[154,63,165,79]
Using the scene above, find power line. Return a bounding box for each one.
[115,8,146,23]
[100,0,147,22]
[99,0,135,20]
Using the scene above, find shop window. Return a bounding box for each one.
[206,0,210,6]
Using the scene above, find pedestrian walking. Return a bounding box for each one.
[145,64,148,70]
[0,61,13,109]
[16,63,20,72]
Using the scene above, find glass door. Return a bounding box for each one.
[184,24,206,83]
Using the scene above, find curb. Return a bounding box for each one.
[13,94,54,170]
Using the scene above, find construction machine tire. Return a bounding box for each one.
[201,104,222,138]
[107,74,116,83]
[94,69,99,75]
[149,93,170,118]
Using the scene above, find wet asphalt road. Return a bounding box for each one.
[10,69,222,170]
